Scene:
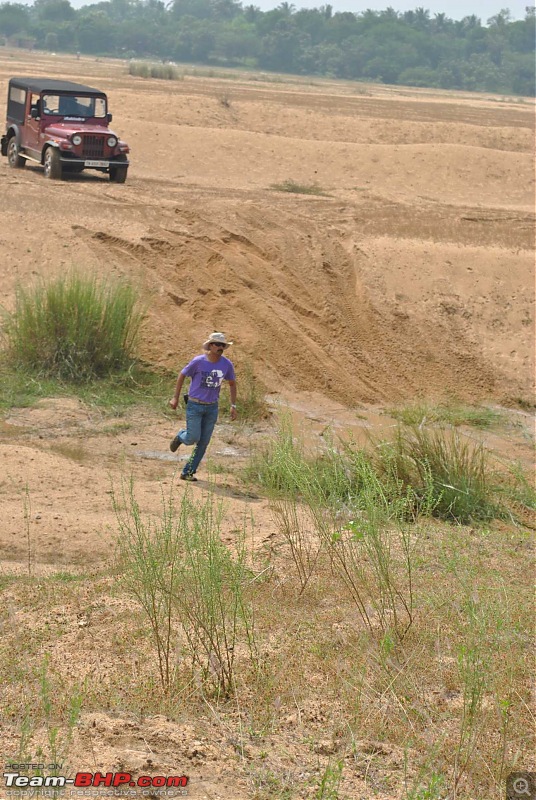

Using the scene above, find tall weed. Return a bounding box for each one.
[115,481,183,690]
[177,497,257,695]
[116,481,257,696]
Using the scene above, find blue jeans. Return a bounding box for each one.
[175,401,219,477]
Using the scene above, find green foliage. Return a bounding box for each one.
[0,360,173,413]
[3,2,533,96]
[2,272,144,382]
[248,416,504,525]
[387,402,505,429]
[16,655,83,773]
[373,426,501,524]
[315,759,344,799]
[218,360,268,423]
[247,416,420,638]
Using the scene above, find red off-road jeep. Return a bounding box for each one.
[1,77,130,182]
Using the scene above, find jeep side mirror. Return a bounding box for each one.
[107,112,113,122]
[30,107,39,119]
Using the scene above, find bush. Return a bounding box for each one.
[247,417,502,525]
[128,61,183,80]
[2,272,143,382]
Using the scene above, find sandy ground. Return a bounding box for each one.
[0,49,534,799]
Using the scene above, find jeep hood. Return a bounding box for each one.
[44,122,120,138]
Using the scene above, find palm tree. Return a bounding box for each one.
[381,6,399,20]
[414,6,431,29]
[433,12,447,31]
[277,1,295,16]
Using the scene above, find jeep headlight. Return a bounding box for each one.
[107,136,117,148]
[72,134,82,145]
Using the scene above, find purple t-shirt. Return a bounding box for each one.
[181,354,236,403]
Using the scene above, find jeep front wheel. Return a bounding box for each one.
[43,147,62,180]
[7,138,25,168]
[109,165,128,184]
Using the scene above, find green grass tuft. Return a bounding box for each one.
[2,272,144,382]
[386,401,506,429]
[372,425,501,524]
[0,360,174,414]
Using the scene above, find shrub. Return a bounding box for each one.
[2,272,143,382]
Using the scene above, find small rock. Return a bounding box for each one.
[314,740,338,756]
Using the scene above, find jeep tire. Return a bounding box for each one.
[109,165,128,183]
[7,137,25,168]
[43,147,62,180]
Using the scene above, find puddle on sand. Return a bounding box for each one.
[0,419,27,438]
[265,391,397,449]
[214,446,243,457]
[134,447,245,462]
[133,450,187,462]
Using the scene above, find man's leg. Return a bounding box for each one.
[172,401,203,453]
[182,404,218,477]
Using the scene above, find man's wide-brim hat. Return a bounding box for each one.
[203,332,233,350]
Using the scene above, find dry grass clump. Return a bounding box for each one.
[115,481,257,696]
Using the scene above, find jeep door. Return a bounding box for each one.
[24,92,41,158]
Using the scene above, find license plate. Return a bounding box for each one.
[85,160,108,167]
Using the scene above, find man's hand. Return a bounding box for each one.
[169,397,179,410]
[230,406,237,421]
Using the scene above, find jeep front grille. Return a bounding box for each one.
[81,135,105,158]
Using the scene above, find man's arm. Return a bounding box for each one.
[169,373,186,410]
[228,379,237,421]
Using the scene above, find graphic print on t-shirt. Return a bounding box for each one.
[203,369,224,388]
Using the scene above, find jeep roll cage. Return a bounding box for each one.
[7,77,107,124]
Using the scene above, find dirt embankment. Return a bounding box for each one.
[0,52,533,407]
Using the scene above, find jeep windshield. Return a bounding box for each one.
[41,94,106,118]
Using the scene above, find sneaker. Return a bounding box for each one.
[180,474,198,482]
[169,435,182,453]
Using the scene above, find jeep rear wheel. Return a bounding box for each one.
[109,165,128,184]
[7,138,25,168]
[43,147,62,180]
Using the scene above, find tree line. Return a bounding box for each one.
[0,0,534,95]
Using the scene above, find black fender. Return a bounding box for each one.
[2,124,22,155]
[40,140,60,164]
